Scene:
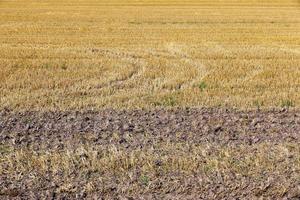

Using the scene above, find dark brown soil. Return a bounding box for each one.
[0,108,300,199]
[1,108,300,149]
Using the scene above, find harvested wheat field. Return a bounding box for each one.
[0,0,300,199]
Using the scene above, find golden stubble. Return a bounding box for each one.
[0,0,299,110]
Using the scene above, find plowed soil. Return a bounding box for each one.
[1,108,300,199]
[1,108,299,148]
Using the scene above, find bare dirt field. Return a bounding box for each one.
[1,0,300,199]
[1,108,300,199]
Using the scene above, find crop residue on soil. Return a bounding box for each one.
[0,108,300,199]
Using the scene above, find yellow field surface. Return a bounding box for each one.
[0,0,300,110]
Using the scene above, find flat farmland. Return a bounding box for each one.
[1,0,300,199]
[0,0,299,110]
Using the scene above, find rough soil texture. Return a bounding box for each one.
[1,108,300,148]
[1,108,300,199]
